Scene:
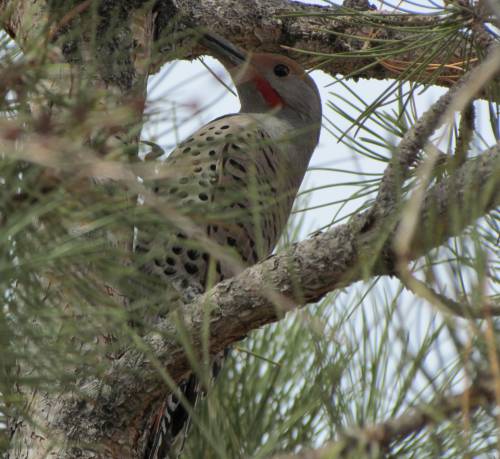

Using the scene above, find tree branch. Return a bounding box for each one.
[57,144,499,457]
[371,45,500,219]
[270,376,497,459]
[153,0,497,95]
[1,0,497,96]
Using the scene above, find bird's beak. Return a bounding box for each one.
[199,32,247,67]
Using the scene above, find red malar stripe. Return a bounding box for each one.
[253,76,283,108]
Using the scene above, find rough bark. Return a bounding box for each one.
[2,0,495,93]
[1,1,156,458]
[151,0,497,94]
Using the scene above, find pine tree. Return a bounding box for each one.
[0,1,499,458]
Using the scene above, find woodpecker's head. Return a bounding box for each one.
[201,32,322,141]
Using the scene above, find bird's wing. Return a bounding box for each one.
[137,113,294,295]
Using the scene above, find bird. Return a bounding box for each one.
[138,31,322,459]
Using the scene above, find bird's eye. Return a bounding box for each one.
[273,64,290,77]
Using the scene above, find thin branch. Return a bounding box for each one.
[394,45,500,260]
[269,376,497,459]
[454,101,475,167]
[371,44,500,220]
[397,267,500,318]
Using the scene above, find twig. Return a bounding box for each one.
[269,376,497,459]
[47,0,93,42]
[397,266,500,319]
[454,101,475,168]
[394,46,500,258]
[372,45,500,221]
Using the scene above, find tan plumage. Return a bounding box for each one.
[138,114,300,291]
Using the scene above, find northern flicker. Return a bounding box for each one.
[140,32,322,458]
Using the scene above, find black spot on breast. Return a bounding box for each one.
[177,233,187,239]
[173,246,183,255]
[185,263,198,274]
[221,125,230,130]
[199,193,208,201]
[154,258,162,267]
[178,191,188,199]
[209,150,216,156]
[210,164,216,171]
[183,147,191,154]
[166,257,176,266]
[206,136,214,141]
[227,237,236,246]
[202,253,209,262]
[179,177,189,184]
[164,267,176,275]
[194,166,202,173]
[169,187,178,194]
[187,250,199,260]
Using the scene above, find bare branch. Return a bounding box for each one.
[397,268,500,318]
[1,0,494,93]
[151,0,497,93]
[371,45,500,219]
[270,376,497,459]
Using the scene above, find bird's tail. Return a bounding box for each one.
[145,374,200,459]
[145,351,228,459]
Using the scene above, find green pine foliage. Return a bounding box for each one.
[1,0,499,457]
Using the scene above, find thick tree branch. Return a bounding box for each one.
[152,0,498,95]
[270,376,497,459]
[2,0,495,94]
[56,144,499,457]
